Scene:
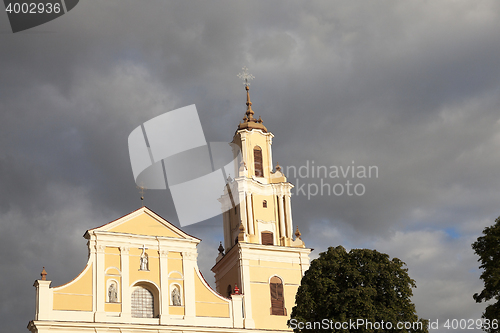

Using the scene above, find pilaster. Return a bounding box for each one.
[34,280,52,320]
[240,134,248,178]
[285,194,293,239]
[238,248,255,328]
[278,195,286,245]
[159,250,169,323]
[182,251,197,321]
[94,244,106,321]
[120,246,131,319]
[231,294,244,328]
[246,193,254,235]
[239,191,247,237]
[266,134,273,173]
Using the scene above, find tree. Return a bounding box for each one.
[289,246,428,333]
[472,216,500,333]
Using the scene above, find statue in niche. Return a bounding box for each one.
[172,287,181,306]
[108,282,118,303]
[140,253,148,271]
[139,244,149,271]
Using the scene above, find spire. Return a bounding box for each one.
[245,85,255,121]
[236,67,267,133]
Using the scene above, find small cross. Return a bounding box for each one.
[237,66,254,87]
[136,183,147,206]
[139,244,148,255]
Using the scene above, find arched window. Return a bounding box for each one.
[261,231,274,245]
[270,276,285,315]
[131,286,154,318]
[227,284,232,298]
[254,146,263,177]
[263,200,267,208]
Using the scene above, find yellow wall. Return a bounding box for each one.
[53,294,93,311]
[252,194,277,222]
[248,260,302,330]
[194,269,230,318]
[248,260,302,285]
[105,247,121,270]
[168,252,183,273]
[250,283,297,330]
[233,130,272,178]
[215,263,239,298]
[105,302,122,312]
[53,263,93,311]
[108,213,182,238]
[169,305,185,315]
[245,132,270,178]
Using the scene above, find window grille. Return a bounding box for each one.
[131,286,154,318]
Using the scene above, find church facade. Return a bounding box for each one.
[28,83,311,333]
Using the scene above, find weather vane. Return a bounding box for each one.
[237,66,254,87]
[136,183,147,206]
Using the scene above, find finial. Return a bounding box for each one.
[295,226,302,240]
[40,267,47,280]
[233,284,240,295]
[245,85,255,121]
[239,221,246,233]
[218,241,224,255]
[136,183,147,207]
[236,67,268,132]
[237,66,254,87]
[276,163,281,172]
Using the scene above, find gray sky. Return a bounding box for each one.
[1,1,500,332]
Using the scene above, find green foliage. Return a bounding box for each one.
[472,216,500,333]
[289,246,428,333]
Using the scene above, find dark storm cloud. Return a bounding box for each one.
[1,1,500,332]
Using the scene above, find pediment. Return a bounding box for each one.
[86,207,199,240]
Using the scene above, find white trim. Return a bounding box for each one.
[268,274,284,284]
[105,266,121,275]
[168,270,184,279]
[194,267,231,303]
[51,258,93,292]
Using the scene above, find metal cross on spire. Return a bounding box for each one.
[237,66,254,87]
[136,183,147,206]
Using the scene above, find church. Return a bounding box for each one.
[28,78,312,333]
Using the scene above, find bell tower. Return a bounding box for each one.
[212,68,311,330]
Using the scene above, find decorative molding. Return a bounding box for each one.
[256,219,276,224]
[182,252,198,260]
[119,246,130,254]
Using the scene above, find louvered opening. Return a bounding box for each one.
[261,232,274,245]
[254,147,263,177]
[270,277,286,315]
